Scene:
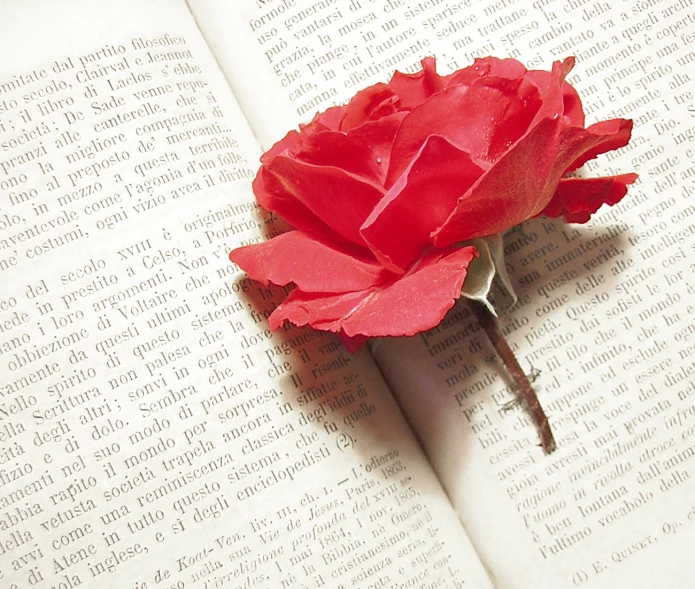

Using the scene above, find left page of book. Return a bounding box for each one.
[0,1,494,588]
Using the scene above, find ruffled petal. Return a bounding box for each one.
[433,116,565,245]
[433,115,635,246]
[561,82,585,127]
[271,289,367,332]
[264,155,385,246]
[253,167,348,246]
[229,230,384,293]
[253,128,335,242]
[472,56,528,79]
[526,57,576,124]
[466,57,583,126]
[386,75,542,186]
[361,135,484,270]
[268,245,477,339]
[444,57,526,88]
[259,128,305,164]
[338,331,369,353]
[296,112,406,186]
[313,105,346,130]
[386,57,446,109]
[540,174,638,223]
[564,119,633,171]
[340,84,400,130]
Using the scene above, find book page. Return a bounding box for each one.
[0,1,494,588]
[188,0,537,149]
[187,0,695,586]
[363,4,695,589]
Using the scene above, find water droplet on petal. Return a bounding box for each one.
[376,156,382,164]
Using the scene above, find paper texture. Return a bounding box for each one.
[0,1,493,587]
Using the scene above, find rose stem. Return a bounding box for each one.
[470,300,556,454]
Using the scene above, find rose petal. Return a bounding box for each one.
[340,84,400,130]
[259,129,304,164]
[264,155,385,246]
[338,331,369,353]
[253,167,347,246]
[527,57,576,125]
[268,246,477,339]
[561,83,585,127]
[271,289,367,332]
[296,112,406,185]
[433,115,635,245]
[387,57,446,109]
[564,119,633,171]
[442,64,483,90]
[467,57,582,126]
[345,113,408,183]
[387,76,542,186]
[313,105,346,130]
[433,116,565,245]
[252,127,331,241]
[361,135,484,270]
[540,174,638,223]
[444,57,526,88]
[472,57,528,79]
[229,230,385,293]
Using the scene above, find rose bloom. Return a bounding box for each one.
[230,57,636,351]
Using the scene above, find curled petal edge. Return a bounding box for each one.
[540,174,639,223]
[266,245,478,350]
[229,231,385,294]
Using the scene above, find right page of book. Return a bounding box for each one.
[363,7,695,589]
[187,0,695,587]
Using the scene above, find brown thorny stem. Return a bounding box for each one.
[470,300,556,454]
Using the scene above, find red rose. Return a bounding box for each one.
[230,57,636,351]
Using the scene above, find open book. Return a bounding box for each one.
[1,1,693,587]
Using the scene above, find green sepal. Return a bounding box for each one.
[460,234,517,315]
